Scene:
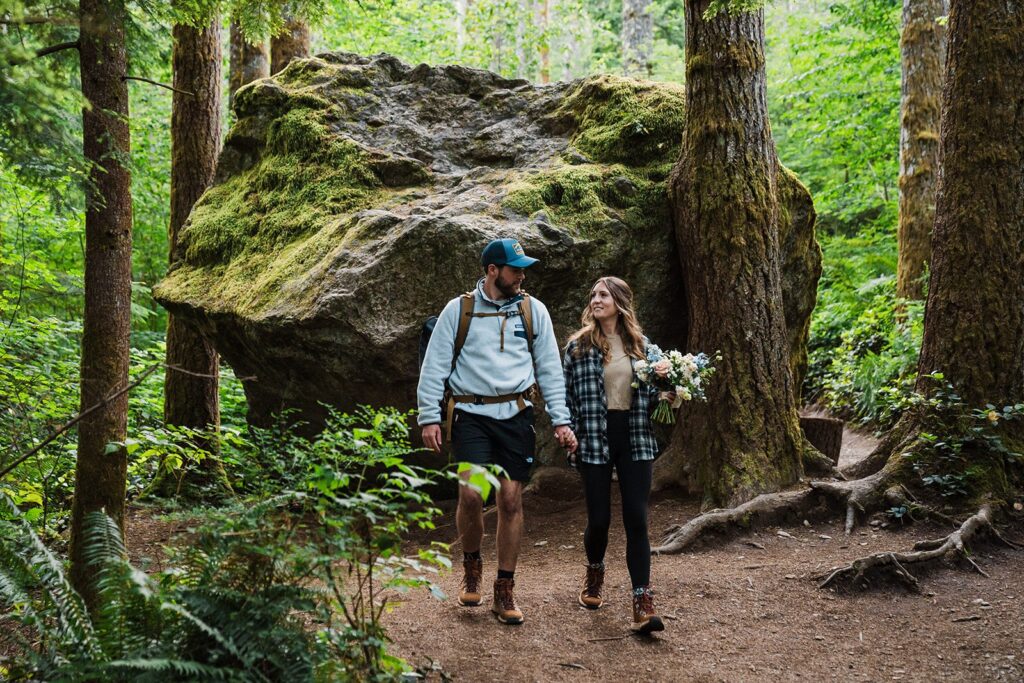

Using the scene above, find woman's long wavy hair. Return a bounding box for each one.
[567,276,646,363]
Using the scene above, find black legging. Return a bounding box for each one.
[579,410,652,589]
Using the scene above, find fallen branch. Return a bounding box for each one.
[817,505,1008,590]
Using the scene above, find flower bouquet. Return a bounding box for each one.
[634,345,718,424]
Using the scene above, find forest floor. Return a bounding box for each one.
[375,423,1024,683]
[114,422,1024,682]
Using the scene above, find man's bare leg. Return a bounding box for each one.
[495,478,524,571]
[456,469,485,553]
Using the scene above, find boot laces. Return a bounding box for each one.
[584,565,604,597]
[462,558,482,593]
[495,579,516,610]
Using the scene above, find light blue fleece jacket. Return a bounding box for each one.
[417,278,571,426]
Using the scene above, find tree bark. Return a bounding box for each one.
[914,0,1024,409]
[270,12,310,75]
[622,0,653,78]
[658,1,804,508]
[537,0,550,83]
[228,21,268,112]
[896,0,946,300]
[161,15,224,495]
[70,0,132,609]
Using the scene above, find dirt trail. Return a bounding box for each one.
[386,426,1024,682]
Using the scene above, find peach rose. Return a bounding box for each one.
[653,359,671,378]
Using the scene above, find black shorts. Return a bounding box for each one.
[451,407,536,482]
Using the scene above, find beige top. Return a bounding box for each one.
[604,335,634,410]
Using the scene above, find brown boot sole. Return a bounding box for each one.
[631,615,665,635]
[492,607,524,625]
[458,595,482,607]
[578,592,603,610]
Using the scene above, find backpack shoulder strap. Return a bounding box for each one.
[519,293,535,358]
[451,290,476,371]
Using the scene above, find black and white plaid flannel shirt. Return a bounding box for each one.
[562,339,660,465]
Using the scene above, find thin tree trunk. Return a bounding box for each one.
[228,21,268,112]
[161,15,226,495]
[455,0,468,58]
[622,0,653,78]
[270,12,310,75]
[914,0,1024,408]
[538,0,550,83]
[658,1,804,508]
[896,0,946,300]
[70,0,132,609]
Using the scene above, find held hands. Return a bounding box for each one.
[554,424,577,453]
[422,424,443,454]
[659,390,677,403]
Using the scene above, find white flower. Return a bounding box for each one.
[680,388,692,401]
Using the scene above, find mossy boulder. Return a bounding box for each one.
[154,52,820,466]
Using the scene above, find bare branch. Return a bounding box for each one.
[0,363,161,482]
[122,75,194,97]
[1,39,79,68]
[0,16,78,26]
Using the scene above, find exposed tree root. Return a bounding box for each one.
[653,489,820,554]
[817,505,1022,590]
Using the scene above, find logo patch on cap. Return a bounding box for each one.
[512,241,525,256]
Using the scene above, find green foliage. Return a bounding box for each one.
[804,232,922,428]
[767,0,900,234]
[899,375,1024,501]
[0,406,451,681]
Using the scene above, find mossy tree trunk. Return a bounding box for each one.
[160,14,228,497]
[912,0,1024,425]
[658,1,804,508]
[896,0,946,300]
[70,0,132,610]
[270,12,310,75]
[622,0,653,78]
[228,21,269,112]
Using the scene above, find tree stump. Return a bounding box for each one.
[800,415,843,464]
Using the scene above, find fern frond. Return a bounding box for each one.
[0,494,100,662]
[104,657,235,681]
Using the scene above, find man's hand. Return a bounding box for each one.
[422,424,443,454]
[554,424,577,453]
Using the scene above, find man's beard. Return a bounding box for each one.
[496,275,520,299]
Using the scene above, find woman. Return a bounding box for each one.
[562,276,666,635]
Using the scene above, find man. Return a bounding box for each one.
[418,237,577,625]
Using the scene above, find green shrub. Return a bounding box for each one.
[805,232,922,429]
[1,406,450,681]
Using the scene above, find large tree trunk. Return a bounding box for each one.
[228,21,269,112]
[270,13,310,75]
[70,0,132,609]
[622,0,653,78]
[160,15,225,496]
[914,0,1024,411]
[896,0,946,300]
[657,1,804,508]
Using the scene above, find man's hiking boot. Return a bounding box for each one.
[491,578,524,625]
[578,563,604,609]
[630,586,664,635]
[458,557,483,606]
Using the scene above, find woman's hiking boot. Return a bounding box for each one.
[491,578,524,625]
[630,586,664,634]
[458,557,484,606]
[578,563,605,609]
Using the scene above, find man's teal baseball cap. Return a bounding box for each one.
[481,238,539,269]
